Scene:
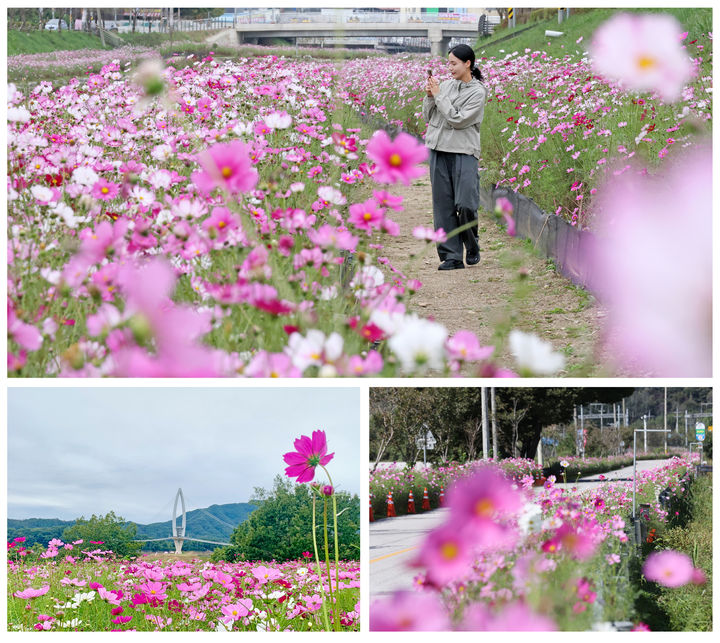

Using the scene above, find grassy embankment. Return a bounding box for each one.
[634,472,713,631]
[476,7,712,58]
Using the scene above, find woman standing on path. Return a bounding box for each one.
[423,44,487,270]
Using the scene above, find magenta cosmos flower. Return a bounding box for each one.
[643,549,694,587]
[365,130,428,185]
[283,430,334,483]
[191,139,258,196]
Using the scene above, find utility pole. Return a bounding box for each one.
[685,409,689,447]
[491,387,498,460]
[642,414,648,454]
[481,387,489,460]
[664,388,668,454]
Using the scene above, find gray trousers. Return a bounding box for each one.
[428,149,480,262]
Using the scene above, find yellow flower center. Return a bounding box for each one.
[636,55,657,70]
[218,221,226,229]
[221,166,232,178]
[363,212,372,221]
[101,187,109,194]
[441,541,459,560]
[475,498,494,518]
[389,153,402,167]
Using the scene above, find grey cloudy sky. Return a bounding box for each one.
[7,387,360,523]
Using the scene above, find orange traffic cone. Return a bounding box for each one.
[407,491,416,514]
[369,497,374,523]
[387,492,396,517]
[439,486,445,507]
[422,487,431,511]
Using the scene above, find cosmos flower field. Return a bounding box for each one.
[7,11,712,377]
[7,52,526,377]
[371,456,707,631]
[7,551,359,632]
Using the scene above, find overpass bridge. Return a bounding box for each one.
[224,22,479,56]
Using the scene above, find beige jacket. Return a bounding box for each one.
[422,78,487,159]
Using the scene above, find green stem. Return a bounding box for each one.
[320,465,341,621]
[323,496,338,631]
[311,493,331,631]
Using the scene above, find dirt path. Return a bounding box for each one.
[376,177,609,376]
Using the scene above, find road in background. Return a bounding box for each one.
[370,459,671,601]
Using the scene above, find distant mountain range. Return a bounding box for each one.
[8,502,255,551]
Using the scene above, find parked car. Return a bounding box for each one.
[44,19,69,31]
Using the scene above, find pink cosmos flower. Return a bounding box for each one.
[587,145,711,376]
[91,178,120,201]
[459,601,556,631]
[370,591,450,631]
[412,226,447,243]
[348,198,386,234]
[346,350,383,376]
[221,599,253,624]
[244,351,301,378]
[283,430,334,483]
[191,140,258,196]
[446,330,494,362]
[113,259,219,377]
[416,522,475,585]
[252,565,283,584]
[643,549,694,587]
[589,13,694,102]
[447,466,524,528]
[373,189,404,211]
[365,130,428,185]
[553,523,598,560]
[8,302,42,351]
[13,585,50,599]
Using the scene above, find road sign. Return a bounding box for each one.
[415,431,436,450]
[695,422,706,441]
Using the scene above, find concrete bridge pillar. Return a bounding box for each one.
[428,28,451,57]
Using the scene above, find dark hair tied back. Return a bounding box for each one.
[449,43,483,81]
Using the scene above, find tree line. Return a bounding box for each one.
[370,387,711,467]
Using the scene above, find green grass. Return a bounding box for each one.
[656,474,713,631]
[7,29,110,55]
[476,8,713,59]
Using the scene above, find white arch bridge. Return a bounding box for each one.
[135,488,231,554]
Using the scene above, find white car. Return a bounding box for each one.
[44,19,69,31]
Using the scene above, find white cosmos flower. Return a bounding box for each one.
[71,166,99,187]
[265,110,292,129]
[349,265,384,299]
[388,316,448,373]
[509,330,565,375]
[7,106,30,122]
[317,185,346,205]
[53,202,81,228]
[31,185,54,203]
[286,330,343,371]
[151,144,173,162]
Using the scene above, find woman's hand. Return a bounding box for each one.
[426,76,440,97]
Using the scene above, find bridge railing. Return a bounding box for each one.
[276,12,479,25]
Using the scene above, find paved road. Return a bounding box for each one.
[370,459,671,600]
[546,459,669,493]
[370,508,449,601]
